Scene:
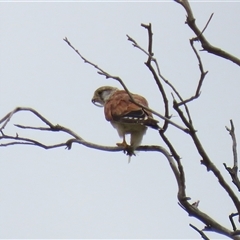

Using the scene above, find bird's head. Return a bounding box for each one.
[92,86,118,107]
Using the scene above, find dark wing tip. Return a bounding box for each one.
[144,118,160,130]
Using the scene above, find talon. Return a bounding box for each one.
[116,141,128,148]
[116,136,128,149]
[125,145,135,156]
[116,142,135,156]
[116,136,135,157]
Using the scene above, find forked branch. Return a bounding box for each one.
[224,120,240,191]
[126,21,240,238]
[174,0,240,66]
[0,107,170,155]
[176,38,208,106]
[173,102,240,222]
[189,223,210,240]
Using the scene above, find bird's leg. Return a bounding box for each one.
[116,135,135,157]
[116,134,128,148]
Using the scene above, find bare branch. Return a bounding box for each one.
[0,107,181,169]
[129,25,197,216]
[189,224,210,240]
[0,135,67,149]
[224,120,240,191]
[1,106,207,234]
[177,38,208,106]
[179,197,235,238]
[0,133,167,154]
[127,34,146,54]
[226,120,238,169]
[141,23,153,55]
[127,25,193,125]
[1,8,238,237]
[174,0,240,66]
[0,107,55,131]
[229,213,239,232]
[63,37,189,133]
[140,23,170,132]
[173,101,240,220]
[126,23,240,235]
[0,109,176,159]
[197,13,214,39]
[158,130,236,238]
[142,135,233,238]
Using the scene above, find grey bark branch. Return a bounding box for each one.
[174,0,240,66]
[224,120,240,191]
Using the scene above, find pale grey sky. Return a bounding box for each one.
[1,2,240,239]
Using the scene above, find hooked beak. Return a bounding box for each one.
[92,98,103,107]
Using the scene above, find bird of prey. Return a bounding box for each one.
[92,86,159,160]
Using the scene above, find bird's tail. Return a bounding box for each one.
[144,117,160,130]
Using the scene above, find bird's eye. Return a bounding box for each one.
[98,90,103,96]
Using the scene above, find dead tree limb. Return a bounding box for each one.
[174,0,240,66]
[224,120,240,191]
[189,223,210,240]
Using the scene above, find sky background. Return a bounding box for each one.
[1,1,240,239]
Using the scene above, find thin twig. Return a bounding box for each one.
[224,120,240,191]
[174,17,209,105]
[227,120,238,169]
[189,224,210,240]
[177,38,208,107]
[196,13,214,40]
[0,107,55,131]
[229,213,239,231]
[140,23,170,132]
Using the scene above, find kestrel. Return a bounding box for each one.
[92,86,159,160]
